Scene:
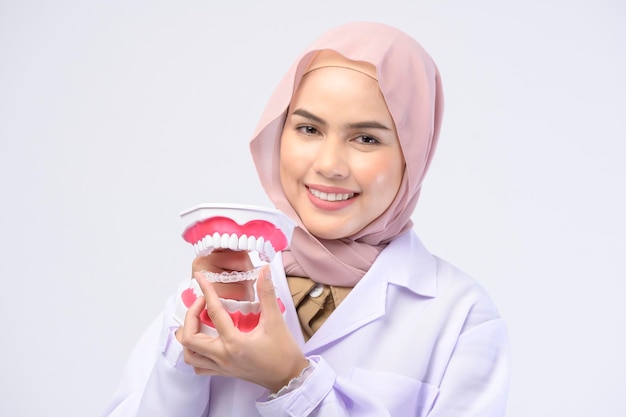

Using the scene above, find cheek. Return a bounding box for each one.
[374,173,391,187]
[282,134,307,156]
[279,136,302,192]
[280,136,310,179]
[361,155,404,192]
[381,164,403,185]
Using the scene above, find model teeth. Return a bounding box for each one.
[190,278,261,314]
[193,232,277,262]
[309,188,354,201]
[229,234,238,250]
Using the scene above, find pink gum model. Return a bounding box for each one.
[173,203,296,336]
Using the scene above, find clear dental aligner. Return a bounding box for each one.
[174,203,296,335]
[200,268,261,283]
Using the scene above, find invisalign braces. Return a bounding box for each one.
[200,268,261,283]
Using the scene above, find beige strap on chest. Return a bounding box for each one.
[287,276,352,342]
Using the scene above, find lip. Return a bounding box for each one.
[306,184,358,211]
[307,184,356,194]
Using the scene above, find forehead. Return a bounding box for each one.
[291,67,393,124]
[304,49,378,81]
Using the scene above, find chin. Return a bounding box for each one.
[304,223,353,240]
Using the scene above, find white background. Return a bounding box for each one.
[1,1,624,416]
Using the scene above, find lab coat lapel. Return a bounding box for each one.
[303,261,390,354]
[271,251,390,353]
[273,231,437,355]
[302,231,437,354]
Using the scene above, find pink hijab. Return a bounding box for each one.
[250,22,444,286]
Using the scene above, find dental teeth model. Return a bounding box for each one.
[173,203,296,336]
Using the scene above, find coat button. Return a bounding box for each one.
[308,283,324,298]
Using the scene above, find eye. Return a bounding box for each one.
[296,125,320,136]
[354,135,380,145]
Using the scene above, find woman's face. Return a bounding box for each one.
[279,65,405,240]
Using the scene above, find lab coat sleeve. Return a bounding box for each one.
[101,291,211,417]
[257,353,441,417]
[256,355,392,417]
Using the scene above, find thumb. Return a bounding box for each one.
[257,266,283,324]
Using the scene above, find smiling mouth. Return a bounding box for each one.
[307,186,357,202]
[173,203,295,335]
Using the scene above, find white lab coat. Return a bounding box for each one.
[102,230,510,417]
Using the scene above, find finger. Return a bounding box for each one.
[193,367,220,377]
[194,271,237,338]
[181,293,206,341]
[192,255,214,275]
[183,348,220,371]
[256,266,283,324]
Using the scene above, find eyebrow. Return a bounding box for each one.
[291,108,392,131]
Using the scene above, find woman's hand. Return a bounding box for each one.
[178,266,309,393]
[191,250,255,302]
[174,250,255,345]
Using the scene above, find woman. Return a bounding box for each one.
[103,21,510,417]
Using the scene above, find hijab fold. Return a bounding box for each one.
[250,22,444,286]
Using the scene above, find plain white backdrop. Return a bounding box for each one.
[1,1,624,416]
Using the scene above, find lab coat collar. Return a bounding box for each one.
[302,230,438,354]
[384,230,438,297]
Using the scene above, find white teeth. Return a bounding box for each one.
[309,188,354,201]
[260,241,276,262]
[190,279,260,313]
[220,298,260,314]
[248,236,257,251]
[228,234,239,250]
[238,234,248,249]
[194,235,213,256]
[193,232,276,261]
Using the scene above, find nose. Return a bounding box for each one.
[313,136,349,179]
